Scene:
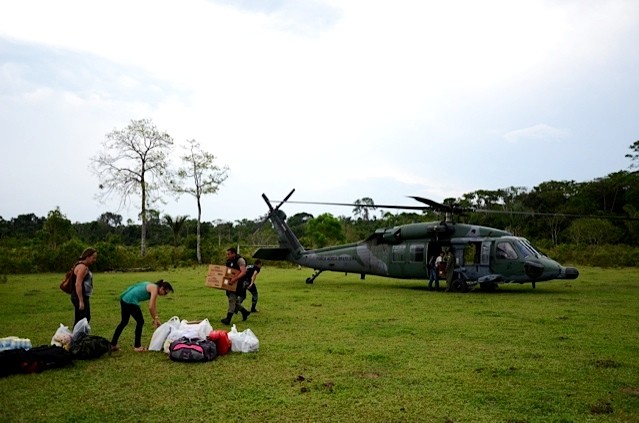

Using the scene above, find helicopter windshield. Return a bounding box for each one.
[514,238,543,259]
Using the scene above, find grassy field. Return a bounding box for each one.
[0,265,638,422]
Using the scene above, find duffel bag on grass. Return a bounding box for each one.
[1,345,73,377]
[70,334,112,360]
[169,337,217,362]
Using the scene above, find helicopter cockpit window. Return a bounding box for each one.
[496,241,518,260]
[519,238,543,258]
[513,239,535,259]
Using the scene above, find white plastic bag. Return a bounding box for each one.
[228,324,259,353]
[149,316,180,351]
[197,319,213,339]
[72,318,90,343]
[175,319,213,339]
[177,319,199,338]
[51,324,73,348]
[240,329,259,353]
[228,324,240,349]
[163,319,213,353]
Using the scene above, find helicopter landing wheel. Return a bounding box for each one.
[450,278,469,293]
[306,269,323,284]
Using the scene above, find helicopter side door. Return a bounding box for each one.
[388,244,405,278]
[404,242,427,278]
[492,239,526,282]
[388,242,427,279]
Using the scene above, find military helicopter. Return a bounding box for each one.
[253,189,579,292]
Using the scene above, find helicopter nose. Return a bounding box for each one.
[561,267,579,280]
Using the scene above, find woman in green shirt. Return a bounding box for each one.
[110,280,174,352]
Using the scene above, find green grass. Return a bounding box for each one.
[1,266,639,422]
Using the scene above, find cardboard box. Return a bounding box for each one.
[205,265,240,292]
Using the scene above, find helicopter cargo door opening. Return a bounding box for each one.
[458,241,491,282]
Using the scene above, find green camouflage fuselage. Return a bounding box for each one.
[253,202,579,289]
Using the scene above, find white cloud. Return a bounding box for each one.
[503,124,571,144]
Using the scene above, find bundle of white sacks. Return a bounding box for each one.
[148,317,213,353]
[148,317,259,353]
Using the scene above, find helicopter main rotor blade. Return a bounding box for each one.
[276,197,639,221]
[408,196,451,212]
[277,200,428,211]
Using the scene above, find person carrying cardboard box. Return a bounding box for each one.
[220,247,251,325]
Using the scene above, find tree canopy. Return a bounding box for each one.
[92,118,174,256]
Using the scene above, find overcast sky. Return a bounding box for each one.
[1,0,638,224]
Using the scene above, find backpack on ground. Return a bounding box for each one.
[0,346,74,378]
[70,334,112,360]
[169,337,217,362]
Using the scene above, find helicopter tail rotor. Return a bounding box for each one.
[253,189,306,258]
[254,188,296,234]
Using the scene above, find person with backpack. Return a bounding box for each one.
[110,280,174,352]
[70,248,98,325]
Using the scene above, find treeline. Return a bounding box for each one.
[1,170,639,274]
[0,209,278,274]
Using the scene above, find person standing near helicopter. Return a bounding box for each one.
[428,252,441,290]
[243,259,262,312]
[445,248,456,291]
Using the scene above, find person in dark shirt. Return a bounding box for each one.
[221,247,250,325]
[241,260,262,313]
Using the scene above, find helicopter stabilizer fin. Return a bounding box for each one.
[253,247,292,261]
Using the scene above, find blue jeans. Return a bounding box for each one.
[428,268,439,289]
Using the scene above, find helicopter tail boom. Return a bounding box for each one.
[252,247,292,261]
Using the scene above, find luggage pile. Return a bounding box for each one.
[0,318,111,378]
[149,317,226,362]
[148,317,258,362]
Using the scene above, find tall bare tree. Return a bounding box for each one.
[172,139,228,263]
[92,118,174,256]
[353,197,376,221]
